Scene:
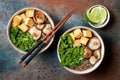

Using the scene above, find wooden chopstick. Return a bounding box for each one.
[18,40,42,63]
[43,7,77,43]
[19,8,77,63]
[19,7,77,67]
[22,42,45,67]
[42,7,77,43]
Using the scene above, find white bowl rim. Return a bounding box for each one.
[7,7,55,54]
[57,26,105,74]
[87,5,110,28]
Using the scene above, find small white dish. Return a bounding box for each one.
[87,5,110,28]
[57,26,105,74]
[7,7,55,54]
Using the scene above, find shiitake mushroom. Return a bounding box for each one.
[83,46,92,58]
[88,37,100,50]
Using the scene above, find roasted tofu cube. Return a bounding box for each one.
[73,39,81,47]
[20,13,26,22]
[25,18,34,27]
[13,15,22,26]
[12,22,18,28]
[82,30,92,37]
[80,37,89,45]
[18,23,29,32]
[26,9,34,17]
[69,32,75,40]
[73,28,82,38]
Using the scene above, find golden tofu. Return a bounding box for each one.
[73,39,81,47]
[69,32,75,40]
[82,30,92,37]
[20,13,26,22]
[12,22,18,28]
[13,15,22,26]
[73,28,82,38]
[80,37,89,45]
[25,18,34,27]
[18,23,29,32]
[26,9,34,17]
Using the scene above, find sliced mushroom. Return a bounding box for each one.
[42,24,52,34]
[93,49,101,60]
[42,32,46,37]
[33,12,45,24]
[88,37,100,50]
[89,56,97,65]
[36,24,45,30]
[29,26,41,40]
[84,46,92,58]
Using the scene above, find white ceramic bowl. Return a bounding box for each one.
[7,7,55,54]
[57,26,105,74]
[87,5,110,28]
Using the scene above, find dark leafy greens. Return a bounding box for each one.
[10,27,37,52]
[59,34,84,67]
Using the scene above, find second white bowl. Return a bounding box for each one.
[57,26,105,74]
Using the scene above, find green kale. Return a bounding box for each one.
[59,34,84,67]
[10,27,38,52]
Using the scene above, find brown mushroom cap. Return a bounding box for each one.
[33,12,45,24]
[89,56,97,65]
[36,24,45,30]
[42,24,52,35]
[84,46,92,58]
[28,26,42,40]
[88,37,101,50]
[93,49,101,60]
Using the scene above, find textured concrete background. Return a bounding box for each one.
[0,0,120,80]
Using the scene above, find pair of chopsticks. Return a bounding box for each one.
[19,7,77,67]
